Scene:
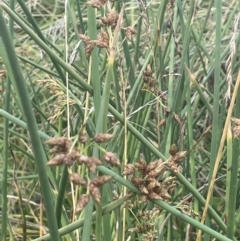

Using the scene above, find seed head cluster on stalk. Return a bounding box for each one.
[142,65,182,127]
[123,149,186,203]
[79,3,136,58]
[45,133,117,212]
[128,208,161,241]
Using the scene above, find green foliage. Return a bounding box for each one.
[0,0,240,241]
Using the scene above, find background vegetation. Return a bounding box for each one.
[0,0,240,240]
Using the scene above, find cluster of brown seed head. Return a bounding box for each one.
[142,65,182,127]
[143,64,159,93]
[45,137,80,166]
[79,2,136,58]
[125,26,137,40]
[98,9,119,28]
[79,8,117,57]
[70,174,112,212]
[123,149,186,203]
[143,64,168,101]
[45,133,119,212]
[79,28,109,58]
[128,208,161,241]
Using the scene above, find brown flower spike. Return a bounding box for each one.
[69,173,87,187]
[94,133,114,143]
[104,152,121,167]
[76,194,90,214]
[91,175,112,186]
[89,183,101,205]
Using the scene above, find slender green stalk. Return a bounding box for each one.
[81,4,103,239]
[12,150,27,241]
[87,6,101,120]
[31,166,233,241]
[200,1,222,241]
[32,194,133,241]
[165,3,177,156]
[16,0,66,82]
[55,166,69,227]
[0,3,92,93]
[0,100,229,235]
[208,0,222,177]
[0,109,50,139]
[185,71,199,219]
[152,199,232,241]
[1,2,238,240]
[0,99,227,235]
[1,72,11,241]
[108,104,227,232]
[1,1,15,239]
[0,9,61,241]
[0,106,228,236]
[190,0,213,67]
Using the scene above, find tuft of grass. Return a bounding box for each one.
[0,0,240,241]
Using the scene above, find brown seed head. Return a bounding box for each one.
[83,156,102,173]
[104,152,121,167]
[164,106,171,114]
[86,0,104,8]
[45,137,69,146]
[90,156,102,165]
[159,190,171,199]
[89,183,101,205]
[125,26,137,40]
[147,161,166,178]
[173,113,182,125]
[93,40,109,48]
[122,164,135,175]
[148,192,163,200]
[45,137,72,153]
[85,43,95,58]
[158,119,166,129]
[169,151,187,164]
[140,195,148,203]
[69,173,87,186]
[79,34,91,44]
[143,64,152,77]
[169,144,178,156]
[143,76,150,83]
[69,149,81,160]
[139,184,149,195]
[146,160,162,173]
[94,133,114,143]
[139,158,147,170]
[77,155,89,165]
[232,117,240,137]
[63,154,75,166]
[147,178,161,191]
[91,175,112,186]
[79,133,89,143]
[99,29,109,42]
[131,176,143,186]
[76,194,90,213]
[49,145,66,154]
[46,154,65,166]
[94,29,109,48]
[99,9,118,28]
